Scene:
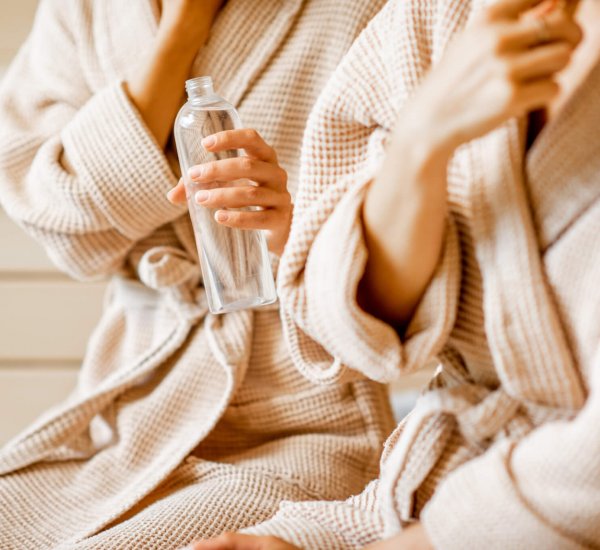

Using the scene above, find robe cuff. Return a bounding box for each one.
[62,81,186,240]
[288,181,460,385]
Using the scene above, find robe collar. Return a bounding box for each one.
[465,116,587,410]
[140,0,305,107]
[526,57,600,250]
[96,0,303,109]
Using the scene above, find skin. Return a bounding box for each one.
[190,534,297,550]
[125,0,292,256]
[161,4,293,257]
[358,0,585,331]
[167,129,293,256]
[189,0,599,548]
[188,524,429,550]
[126,0,225,149]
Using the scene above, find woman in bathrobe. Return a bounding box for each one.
[196,0,600,548]
[0,0,396,547]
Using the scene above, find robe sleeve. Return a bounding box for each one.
[243,480,385,549]
[277,0,461,385]
[0,0,185,281]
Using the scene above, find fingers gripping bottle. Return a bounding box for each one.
[174,76,277,314]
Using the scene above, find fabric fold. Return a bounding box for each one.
[280,181,461,385]
[257,0,600,547]
[421,441,589,550]
[62,82,186,240]
[277,12,463,383]
[244,480,384,548]
[0,0,397,546]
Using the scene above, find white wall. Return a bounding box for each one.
[0,0,105,445]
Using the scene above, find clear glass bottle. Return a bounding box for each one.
[174,76,277,314]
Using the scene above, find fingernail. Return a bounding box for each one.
[166,188,176,202]
[189,165,204,179]
[195,190,209,203]
[202,135,216,149]
[215,211,229,222]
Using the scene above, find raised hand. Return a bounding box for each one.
[168,129,293,256]
[359,0,584,327]
[414,0,582,154]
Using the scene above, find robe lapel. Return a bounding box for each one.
[526,60,600,251]
[467,121,586,410]
[192,0,304,107]
[139,0,304,108]
[100,0,304,108]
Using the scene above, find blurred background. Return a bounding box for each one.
[0,0,106,444]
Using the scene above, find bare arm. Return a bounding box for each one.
[358,0,582,329]
[358,115,451,330]
[126,0,224,149]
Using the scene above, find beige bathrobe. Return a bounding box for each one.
[247,0,600,548]
[0,1,395,548]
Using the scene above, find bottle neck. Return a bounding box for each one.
[185,76,215,100]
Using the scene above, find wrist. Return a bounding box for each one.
[395,74,476,169]
[149,35,203,76]
[392,103,456,170]
[387,125,451,200]
[156,20,211,56]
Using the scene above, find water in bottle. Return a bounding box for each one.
[174,76,277,314]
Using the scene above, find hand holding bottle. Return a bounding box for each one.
[168,129,293,257]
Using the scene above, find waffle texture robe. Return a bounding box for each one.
[246,1,600,548]
[0,0,395,547]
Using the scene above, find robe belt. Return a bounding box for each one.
[133,246,278,366]
[137,246,202,294]
[137,245,278,309]
[380,381,576,529]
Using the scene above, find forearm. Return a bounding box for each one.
[359,117,453,329]
[359,0,583,330]
[125,23,210,149]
